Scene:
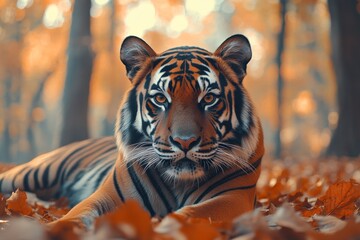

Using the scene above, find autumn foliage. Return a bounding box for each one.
[0,159,359,239]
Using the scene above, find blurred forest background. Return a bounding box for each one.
[0,0,359,164]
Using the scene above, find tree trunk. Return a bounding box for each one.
[0,78,12,163]
[326,0,360,157]
[274,0,287,159]
[60,0,93,146]
[102,0,118,136]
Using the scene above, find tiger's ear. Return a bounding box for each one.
[120,36,156,81]
[214,34,252,82]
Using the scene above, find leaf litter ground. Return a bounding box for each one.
[0,158,359,240]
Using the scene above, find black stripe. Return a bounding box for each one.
[180,157,262,207]
[160,62,178,75]
[191,62,210,75]
[98,200,108,216]
[42,165,50,188]
[156,56,173,68]
[127,164,155,216]
[94,164,113,187]
[87,148,117,168]
[205,57,218,69]
[56,147,86,186]
[208,184,256,199]
[58,140,99,184]
[63,143,116,182]
[192,157,262,205]
[162,48,209,56]
[196,55,210,66]
[83,161,114,187]
[23,170,32,191]
[94,204,103,216]
[144,74,152,90]
[113,169,124,202]
[34,168,41,189]
[146,170,173,213]
[12,167,29,190]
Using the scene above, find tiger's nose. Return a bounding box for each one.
[170,136,200,151]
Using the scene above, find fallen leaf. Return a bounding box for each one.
[295,197,322,218]
[309,217,360,240]
[160,214,222,240]
[268,203,312,232]
[1,217,45,240]
[6,189,33,216]
[301,206,322,218]
[95,200,154,239]
[277,227,307,240]
[0,194,7,216]
[46,219,81,240]
[312,215,346,233]
[232,208,269,238]
[319,180,360,218]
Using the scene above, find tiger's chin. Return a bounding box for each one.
[164,168,205,181]
[160,158,206,181]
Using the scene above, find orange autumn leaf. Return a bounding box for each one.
[33,202,69,223]
[6,189,33,216]
[319,180,360,218]
[307,184,324,197]
[294,197,322,218]
[95,200,154,239]
[0,194,7,216]
[186,216,232,233]
[46,220,81,240]
[301,206,322,218]
[180,219,221,240]
[309,218,360,240]
[159,214,222,240]
[45,205,70,220]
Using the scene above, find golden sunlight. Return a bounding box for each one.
[292,91,316,116]
[43,4,64,29]
[184,0,216,19]
[124,0,156,37]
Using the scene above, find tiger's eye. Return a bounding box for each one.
[203,94,216,104]
[154,94,167,104]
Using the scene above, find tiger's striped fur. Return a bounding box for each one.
[0,137,117,206]
[0,34,264,226]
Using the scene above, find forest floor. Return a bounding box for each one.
[0,158,359,240]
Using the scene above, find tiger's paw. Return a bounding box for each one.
[46,217,89,232]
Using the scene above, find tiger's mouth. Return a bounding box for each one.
[159,157,209,180]
[150,141,219,180]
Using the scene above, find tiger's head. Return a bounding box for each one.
[116,35,260,182]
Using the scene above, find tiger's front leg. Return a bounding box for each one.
[49,171,122,228]
[176,189,257,221]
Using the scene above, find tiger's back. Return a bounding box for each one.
[0,137,117,206]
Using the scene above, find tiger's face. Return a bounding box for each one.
[116,35,260,182]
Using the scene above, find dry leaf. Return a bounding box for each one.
[46,219,81,240]
[0,194,7,216]
[161,214,221,240]
[309,218,360,240]
[313,215,347,233]
[268,203,312,232]
[6,189,33,216]
[319,180,360,218]
[1,159,360,239]
[1,218,45,240]
[95,200,154,239]
[232,209,269,238]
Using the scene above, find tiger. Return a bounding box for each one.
[0,34,264,227]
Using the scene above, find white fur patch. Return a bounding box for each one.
[164,167,205,180]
